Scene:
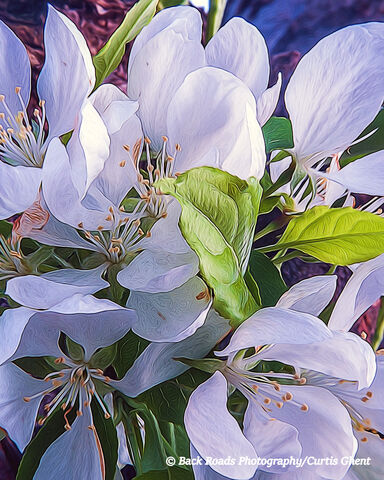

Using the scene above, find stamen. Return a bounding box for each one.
[301,404,309,412]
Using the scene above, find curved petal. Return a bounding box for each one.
[216,307,332,357]
[67,101,110,199]
[352,431,384,480]
[139,199,192,254]
[329,254,384,331]
[127,276,211,342]
[34,407,103,480]
[9,295,136,363]
[117,249,199,293]
[286,23,384,164]
[191,444,232,480]
[128,5,203,77]
[0,363,44,451]
[262,331,376,388]
[277,275,337,316]
[38,5,95,138]
[113,310,230,396]
[256,72,282,126]
[206,18,269,100]
[324,151,384,196]
[243,402,301,473]
[185,371,257,480]
[167,66,266,179]
[128,23,205,149]
[42,138,112,231]
[0,307,35,365]
[0,20,31,121]
[268,385,357,479]
[0,162,41,219]
[6,265,108,309]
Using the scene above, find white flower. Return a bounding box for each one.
[0,5,95,219]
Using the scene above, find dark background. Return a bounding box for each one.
[0,1,383,478]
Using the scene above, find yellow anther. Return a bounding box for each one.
[361,437,368,442]
[119,160,126,167]
[175,143,181,151]
[275,402,283,408]
[300,404,309,412]
[263,397,271,405]
[361,397,369,402]
[366,391,373,398]
[144,136,151,144]
[162,135,168,142]
[123,144,130,152]
[299,378,307,385]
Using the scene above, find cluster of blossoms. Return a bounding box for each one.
[0,2,383,480]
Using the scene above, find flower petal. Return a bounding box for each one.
[256,72,282,126]
[323,151,384,196]
[0,363,44,451]
[329,254,384,331]
[268,385,357,479]
[0,307,35,364]
[38,5,95,138]
[113,310,229,396]
[117,249,198,293]
[0,163,41,219]
[216,307,332,357]
[277,275,337,316]
[243,401,301,473]
[0,20,31,120]
[6,265,108,309]
[167,66,266,179]
[206,18,269,101]
[128,5,203,77]
[286,23,384,163]
[185,371,257,480]
[34,406,103,480]
[8,295,136,363]
[128,17,205,149]
[42,138,112,231]
[127,276,211,342]
[262,331,376,388]
[191,444,231,480]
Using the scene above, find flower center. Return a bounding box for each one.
[124,135,181,219]
[0,87,47,168]
[23,356,112,430]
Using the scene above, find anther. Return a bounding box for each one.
[123,144,130,152]
[366,391,373,398]
[104,413,111,419]
[97,226,104,231]
[144,136,151,144]
[361,437,368,443]
[299,378,307,385]
[0,95,4,102]
[361,397,369,402]
[76,410,83,417]
[23,396,31,402]
[119,161,126,167]
[54,357,66,364]
[276,402,283,408]
[175,143,181,151]
[162,136,168,142]
[361,331,367,340]
[263,398,271,405]
[52,380,63,387]
[283,392,293,401]
[301,404,309,412]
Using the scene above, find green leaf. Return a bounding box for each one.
[0,220,12,237]
[14,356,62,379]
[0,427,6,441]
[173,357,224,373]
[157,167,262,327]
[134,467,194,479]
[206,0,227,42]
[16,407,76,480]
[139,407,168,472]
[93,0,159,88]
[262,117,294,153]
[90,343,117,370]
[113,330,149,378]
[247,251,287,306]
[91,400,118,480]
[259,206,384,265]
[340,108,384,167]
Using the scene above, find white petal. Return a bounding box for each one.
[6,265,108,309]
[34,407,103,480]
[191,444,231,480]
[128,22,205,149]
[243,401,301,473]
[262,331,376,388]
[42,138,112,231]
[113,309,229,396]
[38,5,95,138]
[0,307,35,365]
[216,307,332,357]
[8,295,136,362]
[277,275,337,316]
[67,101,110,199]
[269,385,357,479]
[127,277,211,342]
[128,6,203,77]
[0,163,41,219]
[206,18,269,100]
[256,72,282,126]
[167,66,266,179]
[286,23,384,164]
[324,151,384,196]
[185,371,257,480]
[139,199,192,254]
[0,20,31,120]
[0,363,44,451]
[117,249,198,293]
[329,254,384,331]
